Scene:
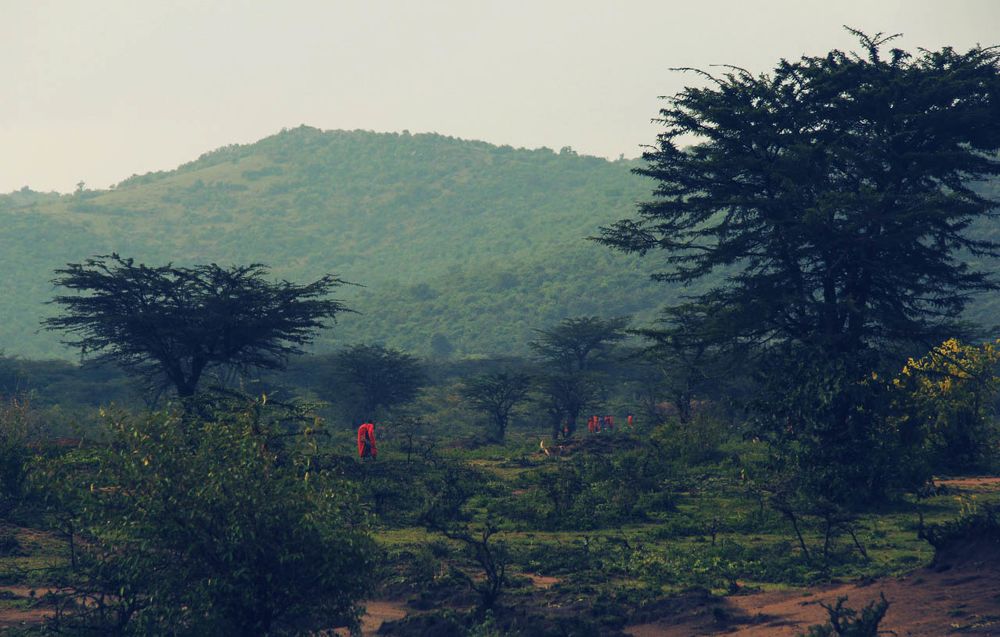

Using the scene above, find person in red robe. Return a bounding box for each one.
[357,422,377,459]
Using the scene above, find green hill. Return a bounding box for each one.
[6,127,997,361]
[0,126,675,359]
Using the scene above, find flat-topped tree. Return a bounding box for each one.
[530,316,630,373]
[326,343,426,422]
[530,316,629,437]
[462,371,533,442]
[45,254,350,397]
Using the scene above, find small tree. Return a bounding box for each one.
[536,371,601,439]
[422,465,509,614]
[327,344,426,422]
[45,255,350,397]
[462,371,532,442]
[800,593,890,637]
[632,303,738,424]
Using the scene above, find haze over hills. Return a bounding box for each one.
[5,126,998,362]
[0,126,676,360]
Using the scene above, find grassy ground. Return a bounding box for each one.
[3,426,998,634]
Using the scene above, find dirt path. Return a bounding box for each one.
[357,600,410,635]
[330,600,409,636]
[0,586,57,629]
[936,476,1000,491]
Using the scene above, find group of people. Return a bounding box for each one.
[586,413,634,433]
[358,412,637,459]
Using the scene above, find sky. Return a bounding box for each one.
[2,0,999,193]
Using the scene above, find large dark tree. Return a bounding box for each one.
[600,32,1000,504]
[462,371,533,442]
[600,31,1000,359]
[45,255,350,397]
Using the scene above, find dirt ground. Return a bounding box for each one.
[0,586,57,630]
[352,600,410,636]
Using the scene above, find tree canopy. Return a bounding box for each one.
[462,371,533,441]
[530,316,629,437]
[530,316,630,373]
[600,30,1000,359]
[600,30,1000,505]
[326,343,426,422]
[45,255,350,397]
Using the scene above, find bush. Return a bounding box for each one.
[799,593,890,637]
[37,395,376,636]
[0,396,35,519]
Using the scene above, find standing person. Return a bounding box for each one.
[626,413,634,429]
[357,422,377,460]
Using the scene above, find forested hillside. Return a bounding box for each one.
[4,127,997,361]
[0,127,668,359]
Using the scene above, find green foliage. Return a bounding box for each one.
[750,352,910,507]
[601,31,1000,357]
[892,338,1000,473]
[650,415,730,466]
[529,316,629,373]
[632,304,745,424]
[507,441,679,530]
[600,30,1000,511]
[462,371,533,441]
[531,316,629,437]
[34,396,375,635]
[321,343,426,422]
[919,503,1000,552]
[45,255,351,397]
[0,396,35,519]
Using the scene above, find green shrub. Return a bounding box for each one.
[37,395,376,636]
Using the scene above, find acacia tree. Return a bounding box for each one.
[45,255,350,398]
[462,371,533,441]
[327,344,425,422]
[531,316,629,437]
[530,316,629,373]
[632,304,738,424]
[600,31,1000,502]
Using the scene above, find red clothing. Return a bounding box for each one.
[357,423,377,458]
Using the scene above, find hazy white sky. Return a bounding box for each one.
[3,0,998,193]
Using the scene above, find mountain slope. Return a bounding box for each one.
[0,127,670,359]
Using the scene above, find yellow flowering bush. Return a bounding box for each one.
[893,338,1000,471]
